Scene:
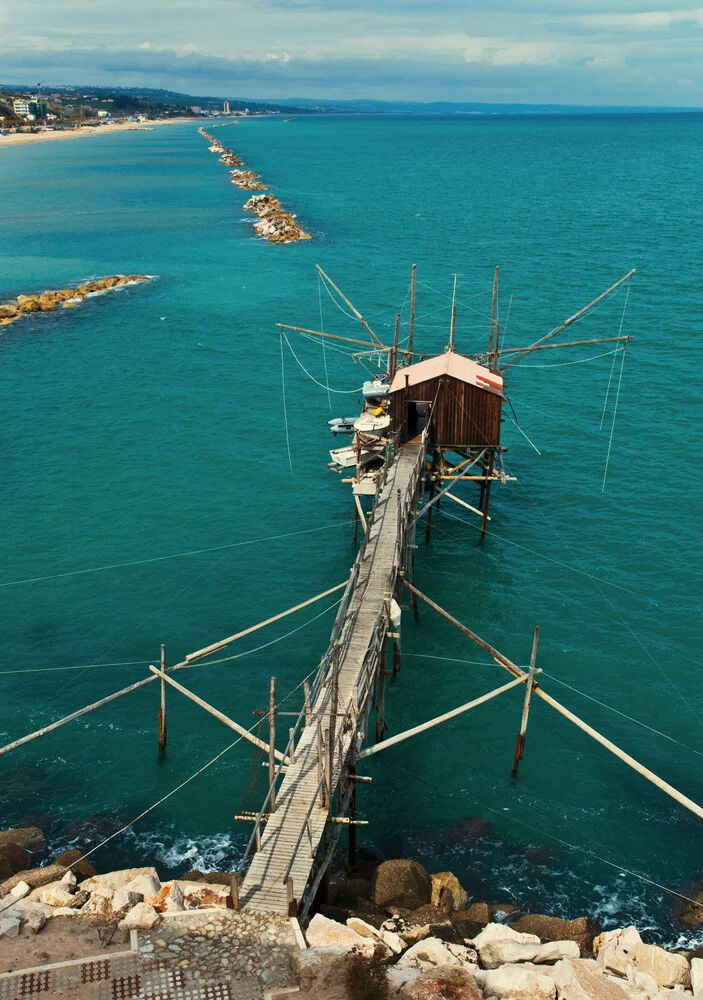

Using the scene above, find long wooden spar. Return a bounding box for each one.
[0,581,348,758]
[403,580,703,823]
[500,270,635,371]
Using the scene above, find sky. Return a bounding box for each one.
[1,0,702,106]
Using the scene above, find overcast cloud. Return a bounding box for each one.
[1,0,701,105]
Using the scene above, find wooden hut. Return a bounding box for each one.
[389,351,504,449]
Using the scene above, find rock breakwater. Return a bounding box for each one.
[198,126,310,244]
[0,274,150,327]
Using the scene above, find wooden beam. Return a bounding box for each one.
[354,495,368,535]
[445,492,490,520]
[184,581,347,665]
[276,323,379,350]
[148,667,288,762]
[414,451,486,522]
[498,334,634,356]
[501,270,635,371]
[316,265,385,347]
[513,625,539,774]
[358,675,530,759]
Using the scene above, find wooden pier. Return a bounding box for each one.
[239,437,426,914]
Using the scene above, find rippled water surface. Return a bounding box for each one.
[1,114,702,942]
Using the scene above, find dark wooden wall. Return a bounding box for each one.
[390,376,502,448]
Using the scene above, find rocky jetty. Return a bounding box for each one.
[229,169,268,191]
[0,274,150,328]
[198,126,310,243]
[244,192,311,244]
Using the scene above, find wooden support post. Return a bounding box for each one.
[229,874,240,911]
[255,822,262,853]
[408,263,416,359]
[348,760,358,870]
[318,723,327,808]
[158,644,167,754]
[480,453,495,542]
[269,677,277,813]
[286,877,297,917]
[375,603,389,743]
[328,643,340,783]
[513,626,539,775]
[304,680,312,726]
[390,313,400,382]
[320,819,331,903]
[425,478,436,543]
[353,502,358,545]
[289,727,295,764]
[392,638,401,679]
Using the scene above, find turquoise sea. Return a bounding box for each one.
[1,113,702,942]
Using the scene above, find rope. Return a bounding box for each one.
[281,332,363,394]
[505,397,542,456]
[0,660,151,676]
[602,344,628,493]
[600,284,631,430]
[280,333,293,473]
[318,272,358,321]
[514,347,622,369]
[499,293,513,354]
[0,522,348,589]
[317,272,332,412]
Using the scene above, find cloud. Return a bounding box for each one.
[567,6,703,31]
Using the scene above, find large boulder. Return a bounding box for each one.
[53,850,97,881]
[118,902,160,930]
[396,937,477,972]
[472,922,541,969]
[347,916,405,954]
[40,883,78,908]
[371,859,432,911]
[534,940,581,964]
[0,827,44,850]
[80,867,159,893]
[513,913,602,956]
[455,902,491,926]
[691,956,703,995]
[147,881,185,913]
[633,941,690,989]
[123,874,160,898]
[305,913,378,957]
[1,863,64,895]
[0,916,21,938]
[431,872,468,914]
[594,927,642,978]
[479,963,556,1000]
[291,945,350,992]
[554,957,631,999]
[400,967,483,1000]
[0,843,30,878]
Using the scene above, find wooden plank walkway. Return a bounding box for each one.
[240,440,425,913]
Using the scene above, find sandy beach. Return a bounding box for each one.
[0,117,199,148]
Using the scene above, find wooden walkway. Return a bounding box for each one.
[240,439,425,913]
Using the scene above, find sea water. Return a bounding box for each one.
[1,113,702,942]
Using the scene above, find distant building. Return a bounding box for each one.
[189,106,202,114]
[223,100,230,113]
[97,109,109,118]
[13,98,46,118]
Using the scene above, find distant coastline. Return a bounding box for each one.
[0,116,200,148]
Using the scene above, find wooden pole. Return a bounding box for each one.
[449,274,458,352]
[353,502,358,545]
[315,265,385,347]
[375,601,389,742]
[359,675,529,759]
[500,269,636,371]
[497,334,634,357]
[408,264,417,359]
[276,322,379,350]
[513,626,539,774]
[390,313,400,381]
[158,644,167,754]
[148,667,288,762]
[348,758,358,870]
[304,680,312,727]
[230,874,240,911]
[480,453,495,542]
[392,637,401,679]
[269,677,277,812]
[487,265,499,368]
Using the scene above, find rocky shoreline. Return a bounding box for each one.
[2,826,703,998]
[0,274,150,327]
[198,127,310,244]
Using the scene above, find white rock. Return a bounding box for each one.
[691,957,703,997]
[50,906,80,916]
[306,913,376,957]
[165,881,185,912]
[396,937,473,972]
[118,902,160,931]
[0,917,21,938]
[387,966,422,991]
[80,867,159,893]
[595,927,643,978]
[555,957,631,1000]
[60,871,77,889]
[472,922,542,969]
[41,884,78,908]
[124,874,160,898]
[291,945,350,991]
[9,881,30,900]
[633,943,690,989]
[481,963,556,1000]
[113,889,143,912]
[381,915,430,946]
[81,889,114,916]
[534,940,581,964]
[346,916,405,955]
[2,899,51,934]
